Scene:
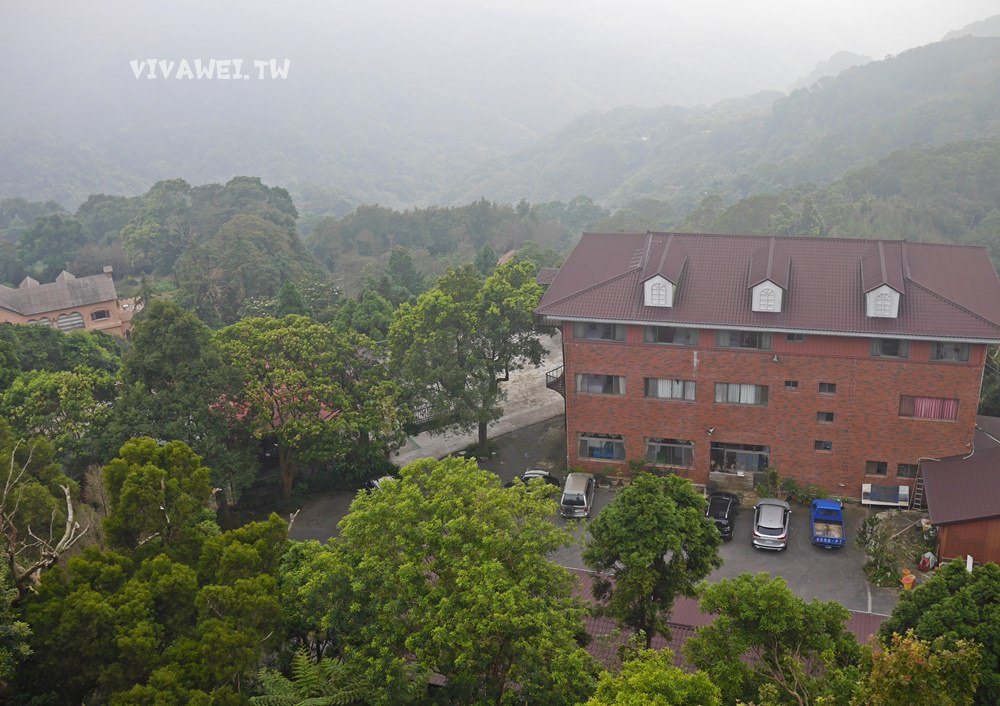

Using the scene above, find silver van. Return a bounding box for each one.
[560,472,596,518]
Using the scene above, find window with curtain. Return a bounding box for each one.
[573,322,626,341]
[645,438,694,467]
[930,342,970,362]
[715,383,768,406]
[716,330,772,350]
[871,338,910,358]
[899,396,959,421]
[577,433,625,461]
[644,378,695,401]
[644,326,697,345]
[576,374,625,395]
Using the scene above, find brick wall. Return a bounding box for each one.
[561,323,983,499]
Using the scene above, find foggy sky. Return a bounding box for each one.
[3,0,996,117]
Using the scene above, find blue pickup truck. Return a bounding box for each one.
[810,499,846,549]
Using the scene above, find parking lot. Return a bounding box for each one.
[546,488,899,616]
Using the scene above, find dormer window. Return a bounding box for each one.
[751,280,783,313]
[643,275,675,308]
[650,282,668,306]
[865,284,900,319]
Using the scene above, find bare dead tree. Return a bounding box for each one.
[2,440,89,604]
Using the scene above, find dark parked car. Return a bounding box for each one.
[752,498,792,550]
[705,491,740,541]
[504,469,561,489]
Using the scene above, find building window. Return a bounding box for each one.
[576,374,626,395]
[57,312,85,331]
[784,380,798,391]
[645,438,694,467]
[930,342,970,362]
[815,440,833,451]
[716,330,772,350]
[644,326,697,345]
[650,282,668,306]
[817,411,835,423]
[819,382,837,395]
[578,433,625,461]
[874,292,894,317]
[28,317,53,327]
[897,463,919,478]
[786,333,806,342]
[715,383,768,406]
[573,322,626,341]
[899,396,959,421]
[645,378,695,401]
[710,442,769,473]
[866,461,888,476]
[90,309,111,321]
[759,288,776,311]
[871,339,909,358]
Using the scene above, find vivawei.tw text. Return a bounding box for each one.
[129,59,291,80]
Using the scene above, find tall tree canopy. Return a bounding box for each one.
[683,572,864,706]
[216,315,405,503]
[281,457,598,705]
[109,299,256,509]
[878,560,1000,706]
[389,260,545,454]
[583,649,721,706]
[582,473,721,648]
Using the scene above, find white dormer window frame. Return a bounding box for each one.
[751,280,783,313]
[866,285,900,319]
[643,275,675,308]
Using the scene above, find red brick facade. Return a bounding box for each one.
[562,323,984,499]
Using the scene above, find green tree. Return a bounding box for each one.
[18,514,287,704]
[287,457,598,705]
[276,280,312,318]
[474,243,498,275]
[16,213,88,280]
[389,261,545,455]
[583,649,721,706]
[855,629,981,706]
[684,573,864,706]
[582,473,721,648]
[333,289,395,340]
[110,299,256,510]
[216,316,404,503]
[102,437,214,551]
[1,365,116,472]
[878,561,1000,706]
[0,562,31,691]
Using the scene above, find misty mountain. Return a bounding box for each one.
[449,37,1000,211]
[787,51,872,92]
[944,14,1000,40]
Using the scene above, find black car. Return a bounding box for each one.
[705,491,740,541]
[504,469,561,489]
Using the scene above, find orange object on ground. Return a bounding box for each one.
[901,569,916,590]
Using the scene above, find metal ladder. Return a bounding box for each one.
[910,469,926,510]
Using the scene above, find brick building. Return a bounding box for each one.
[0,267,133,338]
[536,232,1000,499]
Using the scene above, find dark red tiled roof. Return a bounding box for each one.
[537,233,1000,341]
[923,423,1000,525]
[748,238,792,289]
